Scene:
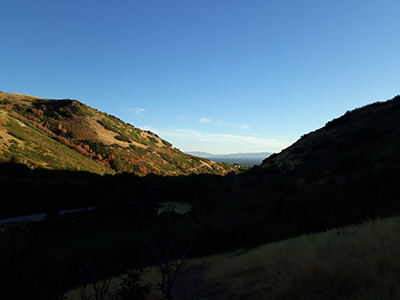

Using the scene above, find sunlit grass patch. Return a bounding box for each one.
[200,216,400,299]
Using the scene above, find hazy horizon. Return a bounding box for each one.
[186,151,272,156]
[2,1,399,153]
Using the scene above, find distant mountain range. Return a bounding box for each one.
[187,151,272,166]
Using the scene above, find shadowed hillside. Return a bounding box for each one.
[261,95,400,178]
[197,95,400,252]
[0,91,235,176]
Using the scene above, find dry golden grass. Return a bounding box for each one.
[198,216,400,300]
[0,91,40,104]
[64,267,163,300]
[63,216,400,299]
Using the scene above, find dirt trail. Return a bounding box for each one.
[172,263,228,300]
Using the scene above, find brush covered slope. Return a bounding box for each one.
[0,91,233,176]
[260,95,400,185]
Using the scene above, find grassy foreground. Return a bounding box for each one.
[65,216,400,299]
[199,216,400,300]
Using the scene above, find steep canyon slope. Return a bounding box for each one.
[0,91,234,176]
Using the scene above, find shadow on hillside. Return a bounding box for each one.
[1,152,400,299]
[2,154,400,244]
[0,162,228,219]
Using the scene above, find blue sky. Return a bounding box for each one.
[1,0,399,154]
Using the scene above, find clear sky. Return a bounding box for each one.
[1,1,399,154]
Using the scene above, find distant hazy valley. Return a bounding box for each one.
[186,151,271,166]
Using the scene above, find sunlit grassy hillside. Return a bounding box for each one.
[0,91,235,176]
[0,104,111,174]
[166,216,400,300]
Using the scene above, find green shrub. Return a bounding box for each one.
[114,272,151,300]
[129,145,148,156]
[98,119,118,132]
[148,136,158,145]
[61,129,77,139]
[116,134,131,143]
[162,139,172,147]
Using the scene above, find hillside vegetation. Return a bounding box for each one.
[1,94,400,299]
[0,91,234,176]
[262,95,400,177]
